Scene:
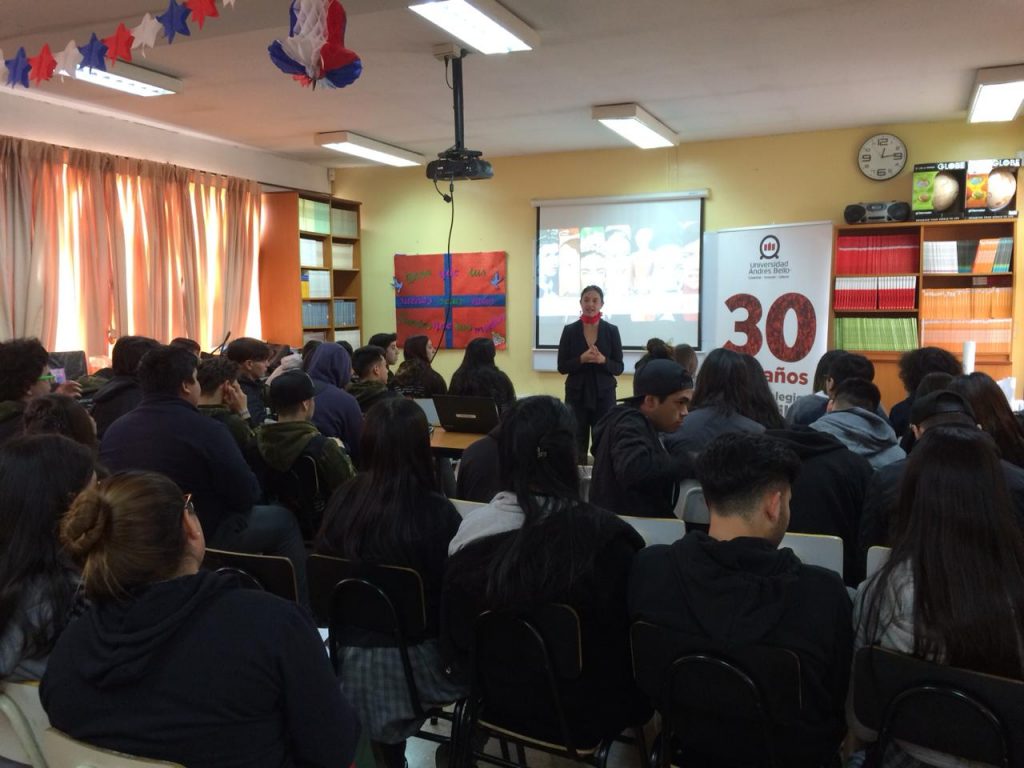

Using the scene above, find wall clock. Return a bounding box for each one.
[858,133,907,180]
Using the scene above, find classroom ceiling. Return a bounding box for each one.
[2,0,1022,168]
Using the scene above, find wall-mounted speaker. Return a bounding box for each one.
[843,201,911,224]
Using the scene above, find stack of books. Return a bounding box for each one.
[835,234,919,274]
[922,238,1013,273]
[300,270,330,299]
[920,286,1013,356]
[301,301,330,327]
[834,276,916,310]
[330,207,358,238]
[834,317,918,351]
[333,299,358,326]
[921,319,1012,357]
[299,199,331,234]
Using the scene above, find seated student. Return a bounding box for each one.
[225,337,273,425]
[950,371,1024,469]
[90,335,161,439]
[663,348,765,456]
[305,342,364,465]
[449,337,516,413]
[0,338,78,445]
[23,394,98,453]
[368,332,400,387]
[41,471,359,768]
[672,343,699,379]
[888,347,961,438]
[859,390,1024,558]
[810,378,904,470]
[169,337,202,357]
[393,335,448,399]
[443,396,650,749]
[896,371,954,454]
[792,351,886,428]
[99,345,308,599]
[590,360,695,518]
[0,435,95,682]
[743,354,785,429]
[315,397,463,768]
[851,426,1024,767]
[196,357,254,452]
[454,422,501,503]
[632,337,671,372]
[254,371,354,537]
[629,433,852,767]
[346,345,400,413]
[785,349,847,427]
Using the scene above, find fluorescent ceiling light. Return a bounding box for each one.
[409,0,539,54]
[968,64,1024,122]
[64,61,180,97]
[316,132,424,167]
[592,103,676,149]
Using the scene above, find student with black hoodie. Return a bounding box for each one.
[41,470,359,768]
[629,433,852,767]
[90,335,160,439]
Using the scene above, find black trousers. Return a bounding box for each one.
[568,389,616,461]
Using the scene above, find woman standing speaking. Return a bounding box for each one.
[557,285,623,459]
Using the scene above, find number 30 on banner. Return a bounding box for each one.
[723,292,817,363]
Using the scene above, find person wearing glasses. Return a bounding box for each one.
[0,337,82,446]
[41,470,360,768]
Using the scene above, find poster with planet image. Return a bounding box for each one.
[965,158,1019,219]
[912,161,967,221]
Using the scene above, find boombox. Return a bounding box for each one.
[843,201,911,224]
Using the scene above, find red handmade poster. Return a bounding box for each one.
[393,252,507,349]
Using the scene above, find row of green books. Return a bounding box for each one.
[834,317,918,352]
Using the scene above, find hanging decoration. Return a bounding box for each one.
[1,0,240,92]
[268,0,362,89]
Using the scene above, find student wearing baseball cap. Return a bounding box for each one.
[589,359,696,518]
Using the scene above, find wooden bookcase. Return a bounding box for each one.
[831,217,1017,409]
[259,191,362,348]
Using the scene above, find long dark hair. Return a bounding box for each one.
[449,338,516,411]
[403,335,433,365]
[0,435,95,663]
[741,355,785,429]
[316,398,441,563]
[862,426,1024,678]
[690,347,755,417]
[484,396,604,606]
[949,372,1024,468]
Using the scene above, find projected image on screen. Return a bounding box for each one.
[535,197,703,349]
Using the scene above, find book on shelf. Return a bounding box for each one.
[301,270,330,299]
[299,198,330,234]
[303,330,327,343]
[334,329,361,348]
[920,286,1013,356]
[834,317,918,352]
[301,301,330,328]
[835,233,919,274]
[922,237,1013,274]
[834,276,916,310]
[299,237,323,267]
[332,242,354,269]
[330,207,358,238]
[332,299,357,327]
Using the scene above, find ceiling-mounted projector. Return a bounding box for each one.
[426,49,493,182]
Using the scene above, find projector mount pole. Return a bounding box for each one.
[450,49,466,154]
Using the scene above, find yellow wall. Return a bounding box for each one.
[333,119,1023,399]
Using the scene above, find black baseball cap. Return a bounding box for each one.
[269,370,322,409]
[910,390,975,426]
[623,359,694,402]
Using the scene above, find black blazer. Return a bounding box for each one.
[557,319,624,402]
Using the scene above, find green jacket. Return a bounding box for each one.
[198,404,254,452]
[346,379,398,414]
[255,420,354,495]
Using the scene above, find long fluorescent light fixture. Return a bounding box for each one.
[592,103,676,149]
[409,0,539,54]
[63,61,180,97]
[316,132,424,167]
[968,64,1024,123]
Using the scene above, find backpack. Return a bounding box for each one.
[252,435,331,539]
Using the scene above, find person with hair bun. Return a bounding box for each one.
[0,435,95,682]
[40,471,359,768]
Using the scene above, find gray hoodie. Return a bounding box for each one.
[809,407,905,470]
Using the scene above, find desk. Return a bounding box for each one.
[430,427,483,458]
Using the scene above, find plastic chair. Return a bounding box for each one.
[618,515,686,547]
[673,480,709,528]
[451,498,486,518]
[630,620,804,768]
[0,681,49,768]
[41,728,183,768]
[865,546,891,580]
[780,532,844,579]
[201,548,298,602]
[853,646,1022,768]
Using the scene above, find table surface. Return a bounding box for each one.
[430,427,484,455]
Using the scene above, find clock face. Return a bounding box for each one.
[858,133,907,180]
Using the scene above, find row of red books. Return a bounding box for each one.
[836,234,919,275]
[834,276,917,310]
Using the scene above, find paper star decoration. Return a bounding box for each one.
[54,40,83,78]
[78,34,109,72]
[104,22,135,63]
[5,47,31,88]
[157,0,192,44]
[28,44,57,85]
[186,0,219,30]
[132,13,162,55]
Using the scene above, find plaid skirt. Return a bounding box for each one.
[338,639,469,744]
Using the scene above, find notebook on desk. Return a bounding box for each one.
[413,398,441,427]
[432,395,500,434]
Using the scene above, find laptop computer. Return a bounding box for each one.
[413,398,441,427]
[432,395,500,434]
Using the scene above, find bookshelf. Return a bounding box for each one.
[260,192,362,348]
[831,218,1017,409]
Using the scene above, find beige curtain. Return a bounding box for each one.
[0,134,261,355]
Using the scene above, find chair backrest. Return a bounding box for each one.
[866,546,891,580]
[450,498,485,518]
[618,515,686,547]
[853,646,1023,766]
[780,532,844,579]
[630,620,802,767]
[673,480,709,525]
[0,682,49,768]
[201,548,298,602]
[41,729,183,768]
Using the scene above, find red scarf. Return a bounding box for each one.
[580,312,602,325]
